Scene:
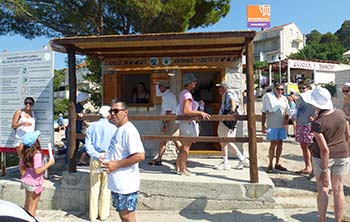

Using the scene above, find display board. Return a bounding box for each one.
[0,50,54,152]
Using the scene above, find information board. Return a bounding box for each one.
[0,50,54,151]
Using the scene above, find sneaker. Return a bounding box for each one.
[214,162,231,170]
[234,159,249,170]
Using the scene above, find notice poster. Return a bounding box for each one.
[0,50,54,152]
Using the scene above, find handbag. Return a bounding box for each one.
[308,139,321,158]
[222,92,238,130]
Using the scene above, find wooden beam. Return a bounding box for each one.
[84,44,244,53]
[141,135,263,143]
[76,134,263,143]
[246,40,259,183]
[67,46,77,173]
[102,51,242,58]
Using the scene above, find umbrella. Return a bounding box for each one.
[0,199,38,222]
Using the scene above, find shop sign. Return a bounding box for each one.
[247,5,270,28]
[288,60,337,71]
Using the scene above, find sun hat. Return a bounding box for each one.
[343,82,350,88]
[77,92,90,103]
[99,105,110,118]
[183,73,197,85]
[300,86,333,110]
[215,80,230,89]
[22,131,41,147]
[157,80,170,88]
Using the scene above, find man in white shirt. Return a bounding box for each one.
[148,80,181,166]
[103,99,145,222]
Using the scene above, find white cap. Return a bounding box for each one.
[99,106,110,118]
[77,92,90,103]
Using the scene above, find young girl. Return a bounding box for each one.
[19,130,55,217]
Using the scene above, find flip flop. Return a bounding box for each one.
[148,159,162,166]
[295,170,312,175]
[275,164,287,171]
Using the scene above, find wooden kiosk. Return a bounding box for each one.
[50,31,259,182]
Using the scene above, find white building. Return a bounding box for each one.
[253,23,305,63]
[54,62,92,99]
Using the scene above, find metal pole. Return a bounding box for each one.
[279,58,282,83]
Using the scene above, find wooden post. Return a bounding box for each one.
[67,46,77,173]
[245,41,259,183]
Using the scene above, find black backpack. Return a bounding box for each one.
[222,91,239,130]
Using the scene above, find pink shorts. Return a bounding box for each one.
[295,125,313,144]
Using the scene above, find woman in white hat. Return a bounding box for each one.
[301,86,350,222]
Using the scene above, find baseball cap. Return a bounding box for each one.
[22,131,41,147]
[183,73,197,85]
[99,106,110,118]
[215,80,230,89]
[77,92,90,103]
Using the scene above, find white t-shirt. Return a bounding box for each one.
[107,121,145,194]
[161,89,177,115]
[261,92,290,128]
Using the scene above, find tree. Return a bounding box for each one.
[54,98,68,118]
[53,69,65,91]
[335,20,350,50]
[306,30,322,44]
[289,42,345,62]
[0,0,230,38]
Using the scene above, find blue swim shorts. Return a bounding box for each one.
[266,128,287,141]
[112,191,138,212]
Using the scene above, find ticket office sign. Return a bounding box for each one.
[0,50,54,152]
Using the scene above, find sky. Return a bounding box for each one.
[0,0,349,69]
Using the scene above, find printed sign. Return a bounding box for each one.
[247,5,271,28]
[288,60,337,71]
[0,50,54,152]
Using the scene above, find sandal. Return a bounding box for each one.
[295,169,312,175]
[148,159,162,166]
[266,166,273,173]
[275,164,287,171]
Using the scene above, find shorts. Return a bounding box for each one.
[13,138,22,147]
[179,121,199,137]
[312,157,349,177]
[266,128,287,141]
[217,122,236,137]
[20,182,44,194]
[112,191,138,212]
[295,125,313,144]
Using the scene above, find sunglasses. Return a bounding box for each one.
[276,88,284,91]
[298,86,306,90]
[24,101,33,105]
[109,108,126,115]
[343,90,349,93]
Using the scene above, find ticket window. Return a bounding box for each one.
[121,74,151,105]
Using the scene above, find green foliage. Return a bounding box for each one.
[82,57,102,107]
[0,0,231,37]
[306,30,322,44]
[254,61,268,69]
[335,20,350,50]
[289,42,345,62]
[321,82,337,97]
[53,98,68,118]
[53,69,65,91]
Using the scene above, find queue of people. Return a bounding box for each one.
[10,79,350,222]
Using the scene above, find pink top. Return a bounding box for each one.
[178,89,194,115]
[20,151,44,186]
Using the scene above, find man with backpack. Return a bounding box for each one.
[214,81,249,170]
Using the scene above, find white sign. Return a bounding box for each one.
[288,59,337,71]
[0,50,54,151]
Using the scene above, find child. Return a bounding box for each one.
[19,130,55,217]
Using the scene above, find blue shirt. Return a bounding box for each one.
[296,96,315,125]
[85,118,117,160]
[219,90,239,114]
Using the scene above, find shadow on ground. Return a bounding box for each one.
[179,197,285,222]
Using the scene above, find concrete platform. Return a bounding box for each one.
[0,157,275,211]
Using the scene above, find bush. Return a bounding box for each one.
[321,81,337,97]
